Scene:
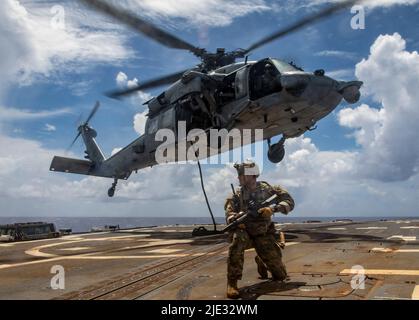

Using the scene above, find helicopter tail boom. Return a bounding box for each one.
[50,156,124,179]
[50,156,95,177]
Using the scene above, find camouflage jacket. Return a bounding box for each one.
[224,181,295,237]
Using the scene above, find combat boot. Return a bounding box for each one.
[255,256,268,279]
[272,269,288,282]
[227,279,240,299]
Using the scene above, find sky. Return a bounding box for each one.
[1,0,419,218]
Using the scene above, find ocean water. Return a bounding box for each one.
[0,216,416,233]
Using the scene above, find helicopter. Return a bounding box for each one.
[50,0,364,197]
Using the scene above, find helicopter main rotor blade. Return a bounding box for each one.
[67,132,82,152]
[243,0,361,54]
[85,101,101,125]
[106,69,190,99]
[78,0,204,57]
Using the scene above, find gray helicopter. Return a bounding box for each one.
[50,0,363,197]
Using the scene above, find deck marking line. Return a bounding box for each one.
[59,247,92,251]
[356,227,387,230]
[340,269,419,276]
[387,235,417,241]
[372,248,419,253]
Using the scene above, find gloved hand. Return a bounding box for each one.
[277,202,291,215]
[258,207,274,218]
[238,224,246,230]
[227,212,243,224]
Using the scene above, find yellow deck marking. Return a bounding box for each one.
[101,235,148,241]
[71,254,190,260]
[0,235,85,247]
[356,227,387,230]
[59,247,92,251]
[393,221,411,224]
[23,235,178,258]
[372,248,419,253]
[412,286,419,300]
[0,237,197,271]
[400,226,419,229]
[0,253,193,270]
[387,235,417,241]
[0,233,145,248]
[0,243,15,247]
[145,248,184,254]
[25,243,61,258]
[340,269,419,276]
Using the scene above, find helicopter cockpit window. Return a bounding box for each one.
[250,60,282,100]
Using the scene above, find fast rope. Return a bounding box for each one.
[196,159,218,232]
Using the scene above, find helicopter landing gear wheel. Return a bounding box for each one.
[267,137,286,164]
[108,179,118,198]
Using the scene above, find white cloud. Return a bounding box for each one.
[315,50,358,60]
[358,0,419,8]
[338,104,385,146]
[116,71,152,135]
[264,136,418,217]
[114,0,270,27]
[0,106,71,121]
[133,112,148,135]
[340,33,419,181]
[0,130,211,217]
[291,0,419,10]
[68,80,94,97]
[0,0,133,90]
[116,72,153,106]
[44,124,57,132]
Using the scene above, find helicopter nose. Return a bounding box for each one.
[280,72,338,100]
[280,73,363,106]
[337,81,363,104]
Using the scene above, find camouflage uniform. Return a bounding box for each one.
[225,181,294,281]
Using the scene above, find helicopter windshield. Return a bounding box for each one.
[271,59,299,73]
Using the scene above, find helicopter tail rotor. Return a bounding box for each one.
[67,101,101,151]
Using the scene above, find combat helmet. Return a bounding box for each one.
[234,159,260,177]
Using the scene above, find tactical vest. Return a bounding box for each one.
[236,181,276,236]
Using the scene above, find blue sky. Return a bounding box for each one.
[1,0,419,218]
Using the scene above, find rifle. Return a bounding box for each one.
[222,193,281,233]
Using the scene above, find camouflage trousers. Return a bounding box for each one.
[227,229,287,281]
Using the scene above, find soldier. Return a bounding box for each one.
[224,160,295,299]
